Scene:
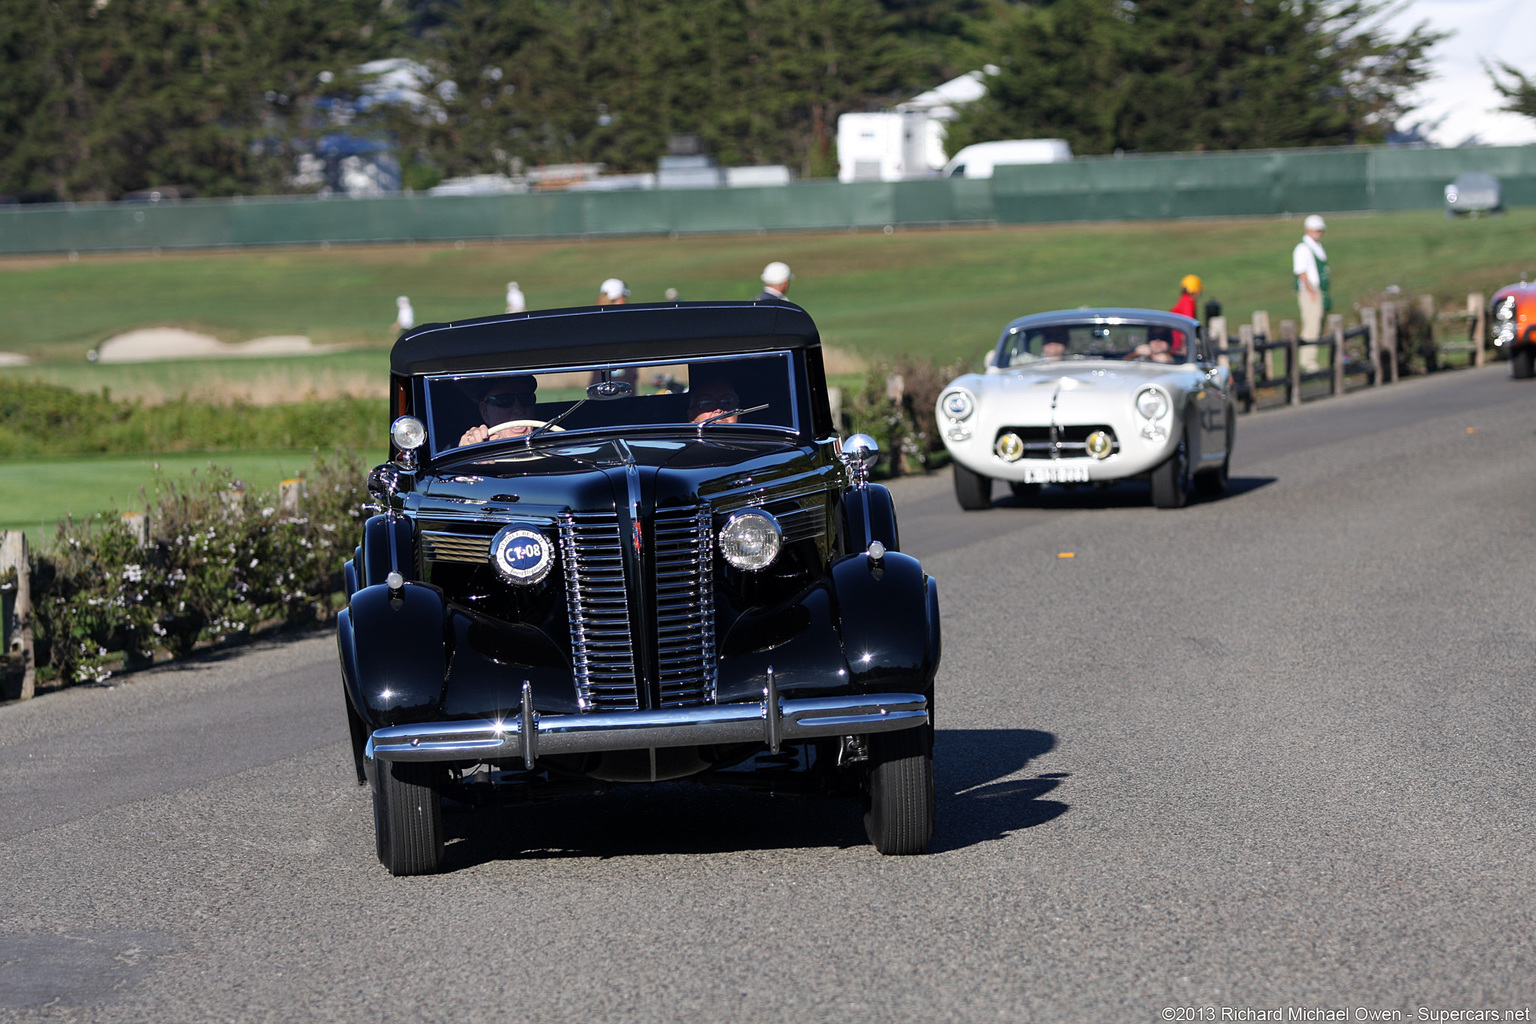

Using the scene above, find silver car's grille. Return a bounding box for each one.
[999,425,1120,459]
[559,512,640,711]
[652,506,716,708]
[420,530,493,564]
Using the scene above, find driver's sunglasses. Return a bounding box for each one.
[482,392,534,409]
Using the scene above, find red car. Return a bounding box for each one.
[1491,282,1536,378]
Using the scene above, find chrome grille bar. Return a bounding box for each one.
[419,529,494,564]
[651,506,715,707]
[559,512,640,711]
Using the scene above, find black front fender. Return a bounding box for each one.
[339,582,450,727]
[830,550,938,692]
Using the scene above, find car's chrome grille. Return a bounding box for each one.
[559,512,640,711]
[652,506,716,708]
[420,530,493,564]
[999,425,1120,459]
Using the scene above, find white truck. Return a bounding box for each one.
[942,139,1072,179]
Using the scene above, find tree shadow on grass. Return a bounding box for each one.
[438,727,1066,870]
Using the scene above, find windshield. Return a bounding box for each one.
[1000,322,1192,367]
[423,352,799,456]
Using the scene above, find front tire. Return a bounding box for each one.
[374,760,444,876]
[863,727,934,855]
[1150,436,1192,509]
[1512,347,1535,379]
[953,461,992,511]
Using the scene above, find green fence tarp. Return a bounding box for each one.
[1,144,1531,254]
[992,144,1536,223]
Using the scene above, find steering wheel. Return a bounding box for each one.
[487,419,564,434]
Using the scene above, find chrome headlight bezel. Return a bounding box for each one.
[1135,387,1170,421]
[717,509,783,572]
[940,388,975,421]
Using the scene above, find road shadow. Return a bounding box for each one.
[437,727,1065,870]
[986,475,1274,510]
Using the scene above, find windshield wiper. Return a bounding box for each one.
[695,403,769,436]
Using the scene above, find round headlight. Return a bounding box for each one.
[1135,388,1169,420]
[718,510,782,571]
[940,389,975,420]
[391,415,427,451]
[1494,296,1516,322]
[994,432,1024,462]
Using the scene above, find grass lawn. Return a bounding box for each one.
[0,449,384,539]
[2,208,1533,383]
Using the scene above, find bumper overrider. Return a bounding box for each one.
[366,674,929,770]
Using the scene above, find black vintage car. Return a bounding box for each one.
[337,301,942,874]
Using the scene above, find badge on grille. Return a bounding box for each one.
[491,526,553,584]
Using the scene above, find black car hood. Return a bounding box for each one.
[408,434,830,517]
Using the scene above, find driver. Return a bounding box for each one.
[687,376,741,424]
[459,375,539,445]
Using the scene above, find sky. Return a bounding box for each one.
[1386,0,1536,146]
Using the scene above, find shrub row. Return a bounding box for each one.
[0,379,383,457]
[25,451,372,687]
[842,354,973,477]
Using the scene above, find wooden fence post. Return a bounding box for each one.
[278,477,306,515]
[1239,324,1255,402]
[1281,318,1300,405]
[0,531,35,701]
[1329,313,1345,396]
[1360,307,1379,386]
[1381,302,1399,383]
[1469,292,1485,367]
[1209,315,1229,369]
[1252,310,1271,380]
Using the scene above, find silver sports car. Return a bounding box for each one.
[936,308,1236,510]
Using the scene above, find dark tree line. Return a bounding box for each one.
[0,0,1447,202]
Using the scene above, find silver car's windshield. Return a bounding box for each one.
[423,351,799,456]
[1001,322,1193,367]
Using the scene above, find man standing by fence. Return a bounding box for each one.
[1293,215,1329,371]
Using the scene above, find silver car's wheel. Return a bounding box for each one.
[375,760,444,876]
[953,462,992,511]
[1150,436,1191,509]
[863,727,934,856]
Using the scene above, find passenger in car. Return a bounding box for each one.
[459,375,539,445]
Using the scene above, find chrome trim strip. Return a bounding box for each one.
[369,690,929,763]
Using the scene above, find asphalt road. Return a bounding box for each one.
[3,364,1534,1023]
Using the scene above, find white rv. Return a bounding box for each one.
[942,139,1072,179]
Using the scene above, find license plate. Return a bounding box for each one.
[1022,464,1090,484]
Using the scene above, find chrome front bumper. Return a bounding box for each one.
[366,674,928,769]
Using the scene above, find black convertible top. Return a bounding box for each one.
[391,300,821,375]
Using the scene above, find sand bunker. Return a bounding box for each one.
[95,328,337,363]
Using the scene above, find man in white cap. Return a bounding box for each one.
[597,278,629,306]
[391,295,414,333]
[757,261,793,302]
[1293,215,1329,371]
[505,281,526,314]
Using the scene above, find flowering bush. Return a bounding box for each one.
[843,354,971,477]
[29,451,371,687]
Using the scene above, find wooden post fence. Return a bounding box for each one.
[1360,307,1379,386]
[1470,292,1486,367]
[1329,313,1345,396]
[1281,318,1300,406]
[1,531,35,701]
[1381,302,1399,384]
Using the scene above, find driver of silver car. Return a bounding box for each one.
[459,374,538,445]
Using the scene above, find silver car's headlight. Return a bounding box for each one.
[1135,388,1169,420]
[940,389,975,420]
[718,510,782,571]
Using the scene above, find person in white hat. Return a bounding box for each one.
[505,281,526,314]
[597,278,629,306]
[390,295,415,333]
[757,261,793,302]
[1292,215,1329,370]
